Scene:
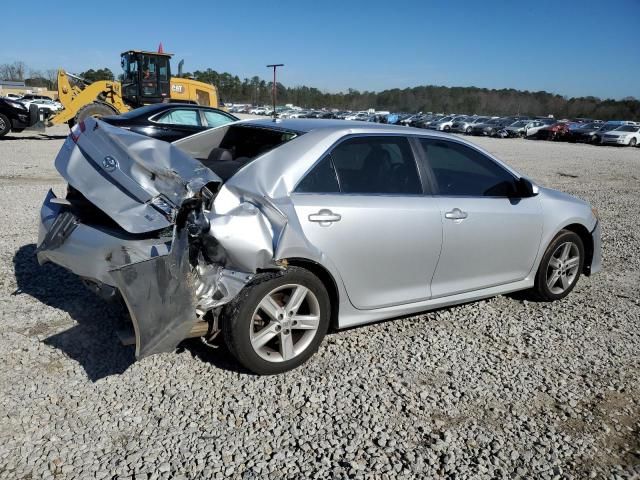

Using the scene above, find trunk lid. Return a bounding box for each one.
[54,118,220,234]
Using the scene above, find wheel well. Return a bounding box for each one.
[563,223,594,276]
[285,258,340,330]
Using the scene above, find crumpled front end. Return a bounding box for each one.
[36,118,285,359]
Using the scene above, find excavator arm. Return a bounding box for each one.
[49,69,130,126]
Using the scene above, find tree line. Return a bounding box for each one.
[2,60,638,120]
[183,68,639,121]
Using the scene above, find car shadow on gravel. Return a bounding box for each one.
[1,134,68,141]
[13,244,135,381]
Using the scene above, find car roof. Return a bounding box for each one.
[235,118,453,137]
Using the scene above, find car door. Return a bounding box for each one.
[291,135,442,310]
[418,138,543,298]
[149,108,204,142]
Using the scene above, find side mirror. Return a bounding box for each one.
[516,177,539,197]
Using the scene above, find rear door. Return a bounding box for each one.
[417,138,543,298]
[291,135,442,310]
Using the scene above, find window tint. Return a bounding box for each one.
[204,111,233,128]
[156,109,200,126]
[296,156,339,193]
[420,139,518,197]
[330,136,421,194]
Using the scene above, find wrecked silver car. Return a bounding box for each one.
[37,117,601,374]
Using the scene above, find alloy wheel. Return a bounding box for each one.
[0,117,6,130]
[546,242,580,295]
[249,284,321,362]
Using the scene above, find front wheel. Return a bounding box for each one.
[0,114,11,138]
[75,102,118,124]
[629,138,637,147]
[531,230,584,301]
[222,267,330,374]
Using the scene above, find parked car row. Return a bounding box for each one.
[380,111,640,147]
[0,94,63,114]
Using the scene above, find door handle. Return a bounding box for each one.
[308,209,341,224]
[444,208,468,220]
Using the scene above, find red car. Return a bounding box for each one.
[536,122,570,141]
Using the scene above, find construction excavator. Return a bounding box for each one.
[49,48,220,127]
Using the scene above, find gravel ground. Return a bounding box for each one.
[0,124,639,480]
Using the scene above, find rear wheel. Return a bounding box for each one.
[0,114,10,138]
[465,126,472,134]
[531,230,584,301]
[75,102,118,124]
[222,267,330,374]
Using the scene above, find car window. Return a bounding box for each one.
[155,109,200,126]
[329,136,422,195]
[295,156,340,193]
[203,111,233,128]
[419,139,518,197]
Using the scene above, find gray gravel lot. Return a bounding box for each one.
[0,124,639,479]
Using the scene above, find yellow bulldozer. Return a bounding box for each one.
[49,49,220,126]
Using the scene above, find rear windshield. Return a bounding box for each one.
[201,125,301,181]
[219,125,299,158]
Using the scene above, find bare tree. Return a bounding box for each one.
[46,69,58,90]
[0,61,27,81]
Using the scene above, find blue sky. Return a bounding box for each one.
[2,0,638,99]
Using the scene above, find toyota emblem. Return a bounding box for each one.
[102,156,118,172]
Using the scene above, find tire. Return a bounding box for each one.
[531,230,584,301]
[629,138,637,147]
[444,125,450,132]
[75,102,118,124]
[0,114,10,138]
[465,127,472,134]
[222,266,330,375]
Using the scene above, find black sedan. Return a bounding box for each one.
[567,122,603,143]
[102,104,239,142]
[0,98,40,138]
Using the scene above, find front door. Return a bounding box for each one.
[417,138,543,298]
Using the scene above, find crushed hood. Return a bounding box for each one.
[54,118,221,234]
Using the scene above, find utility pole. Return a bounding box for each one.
[267,64,284,120]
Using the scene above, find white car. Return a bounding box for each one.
[21,99,63,113]
[524,120,555,138]
[249,107,267,115]
[344,112,369,121]
[601,125,640,147]
[432,115,469,132]
[3,93,23,101]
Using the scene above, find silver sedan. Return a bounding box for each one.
[36,118,601,374]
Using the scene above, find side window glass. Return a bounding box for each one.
[156,109,200,126]
[330,136,422,194]
[419,139,517,197]
[204,111,233,128]
[296,156,339,193]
